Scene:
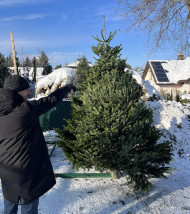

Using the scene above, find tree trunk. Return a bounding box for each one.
[110,170,119,179]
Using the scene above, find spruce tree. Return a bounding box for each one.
[38,51,52,75]
[57,30,173,191]
[32,56,40,68]
[43,64,52,75]
[32,57,37,82]
[23,56,32,67]
[0,53,10,87]
[5,54,14,67]
[74,56,90,87]
[38,51,49,67]
[55,64,62,69]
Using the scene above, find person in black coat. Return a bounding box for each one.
[0,75,75,214]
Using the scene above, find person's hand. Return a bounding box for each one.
[50,84,77,100]
[66,84,76,93]
[62,84,76,99]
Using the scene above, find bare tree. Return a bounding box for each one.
[19,48,26,68]
[133,65,145,73]
[118,0,190,54]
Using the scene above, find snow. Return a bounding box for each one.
[161,57,190,83]
[36,68,75,89]
[129,69,162,100]
[66,60,93,68]
[36,67,75,97]
[181,93,190,100]
[1,67,190,213]
[9,67,44,81]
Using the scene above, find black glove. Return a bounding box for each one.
[51,84,76,101]
[66,84,77,93]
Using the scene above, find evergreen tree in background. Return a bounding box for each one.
[73,56,90,87]
[38,51,52,75]
[23,56,32,67]
[58,29,173,191]
[43,64,52,75]
[32,56,40,68]
[32,56,37,82]
[5,53,19,74]
[126,63,132,70]
[0,53,10,87]
[55,64,62,69]
[38,51,49,67]
[5,54,14,67]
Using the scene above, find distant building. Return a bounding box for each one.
[65,60,93,70]
[142,55,190,99]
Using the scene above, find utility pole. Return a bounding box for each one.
[10,32,17,75]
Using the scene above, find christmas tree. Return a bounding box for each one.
[73,56,90,87]
[57,30,173,191]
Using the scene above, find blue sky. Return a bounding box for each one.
[0,0,179,69]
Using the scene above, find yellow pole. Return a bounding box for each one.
[10,32,17,75]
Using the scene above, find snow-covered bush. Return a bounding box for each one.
[36,67,75,98]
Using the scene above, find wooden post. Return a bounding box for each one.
[10,32,17,75]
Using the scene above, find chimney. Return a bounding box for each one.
[177,54,184,60]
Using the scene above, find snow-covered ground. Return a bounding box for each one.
[0,100,189,214]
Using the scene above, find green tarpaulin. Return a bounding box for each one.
[39,101,72,131]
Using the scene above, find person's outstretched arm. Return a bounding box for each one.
[28,85,76,116]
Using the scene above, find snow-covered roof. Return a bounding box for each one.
[65,60,93,68]
[148,57,190,84]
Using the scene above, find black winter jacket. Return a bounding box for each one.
[0,86,72,205]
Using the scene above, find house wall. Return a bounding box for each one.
[157,84,181,94]
[154,85,181,100]
[181,81,190,93]
[144,68,157,88]
[157,82,190,94]
[154,84,190,101]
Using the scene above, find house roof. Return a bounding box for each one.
[149,61,170,83]
[147,57,190,84]
[65,60,93,68]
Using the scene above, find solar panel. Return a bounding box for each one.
[156,74,168,77]
[151,61,161,65]
[150,61,169,82]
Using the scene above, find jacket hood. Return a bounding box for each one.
[0,89,24,116]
